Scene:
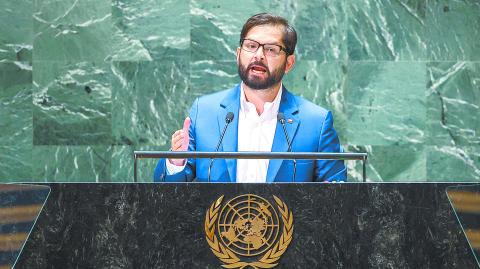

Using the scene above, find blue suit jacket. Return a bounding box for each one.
[153,84,347,182]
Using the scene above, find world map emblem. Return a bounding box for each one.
[205,194,294,268]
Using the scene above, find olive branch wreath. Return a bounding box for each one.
[205,195,294,269]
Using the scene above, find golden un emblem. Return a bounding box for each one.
[205,194,294,268]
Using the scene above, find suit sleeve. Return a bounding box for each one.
[153,98,199,182]
[315,111,347,182]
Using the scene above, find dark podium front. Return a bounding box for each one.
[15,183,478,268]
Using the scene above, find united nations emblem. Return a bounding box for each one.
[205,194,294,268]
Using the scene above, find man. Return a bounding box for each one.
[154,13,346,182]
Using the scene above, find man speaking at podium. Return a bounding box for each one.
[154,13,346,183]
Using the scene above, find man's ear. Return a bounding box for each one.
[284,54,296,74]
[236,47,240,63]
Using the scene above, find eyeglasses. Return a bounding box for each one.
[240,39,287,57]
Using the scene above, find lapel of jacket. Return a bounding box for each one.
[266,87,300,182]
[217,84,241,182]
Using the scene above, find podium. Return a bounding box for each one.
[12,183,478,268]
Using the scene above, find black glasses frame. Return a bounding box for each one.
[240,38,287,56]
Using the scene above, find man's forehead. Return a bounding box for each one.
[244,24,285,44]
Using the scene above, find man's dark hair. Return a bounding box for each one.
[240,13,297,56]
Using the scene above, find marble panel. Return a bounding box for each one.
[190,0,266,62]
[283,61,347,142]
[33,0,112,61]
[427,146,480,182]
[111,59,189,148]
[0,0,33,62]
[111,145,164,182]
[427,62,480,146]
[0,62,32,146]
[269,0,347,62]
[111,0,189,61]
[345,62,426,146]
[0,145,32,182]
[109,29,154,62]
[0,62,32,182]
[347,0,427,60]
[426,0,480,61]
[33,61,112,145]
[190,60,239,94]
[191,0,346,62]
[347,144,426,182]
[32,146,111,182]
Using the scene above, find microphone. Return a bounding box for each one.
[277,113,296,182]
[208,112,234,182]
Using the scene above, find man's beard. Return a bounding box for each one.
[238,59,286,90]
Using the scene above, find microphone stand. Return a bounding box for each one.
[208,112,234,182]
[278,113,296,182]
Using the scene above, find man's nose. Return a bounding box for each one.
[253,45,265,60]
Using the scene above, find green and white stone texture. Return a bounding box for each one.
[0,0,478,182]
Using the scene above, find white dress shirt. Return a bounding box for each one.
[236,85,281,183]
[166,84,282,183]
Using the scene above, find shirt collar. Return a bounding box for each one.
[240,83,283,121]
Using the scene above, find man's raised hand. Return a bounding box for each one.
[169,117,191,166]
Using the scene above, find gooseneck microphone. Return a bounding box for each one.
[208,112,234,182]
[277,113,296,182]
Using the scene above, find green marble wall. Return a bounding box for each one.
[0,0,479,182]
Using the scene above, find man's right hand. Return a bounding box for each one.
[169,117,191,166]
